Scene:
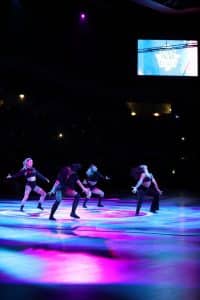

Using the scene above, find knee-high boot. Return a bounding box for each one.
[20,204,24,212]
[150,195,159,213]
[97,197,104,207]
[49,200,60,220]
[83,198,89,208]
[70,194,80,218]
[135,198,142,215]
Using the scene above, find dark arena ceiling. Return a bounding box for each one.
[130,0,200,14]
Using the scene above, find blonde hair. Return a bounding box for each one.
[139,164,148,169]
[23,157,32,169]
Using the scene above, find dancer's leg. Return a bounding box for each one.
[49,190,62,220]
[34,185,47,210]
[20,185,32,211]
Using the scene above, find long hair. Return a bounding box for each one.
[130,165,147,181]
[59,166,71,180]
[71,163,82,172]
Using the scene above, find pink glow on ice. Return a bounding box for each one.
[23,248,129,283]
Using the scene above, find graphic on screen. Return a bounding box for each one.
[137,40,198,76]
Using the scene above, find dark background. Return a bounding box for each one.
[0,0,199,196]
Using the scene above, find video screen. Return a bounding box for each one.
[137,39,198,77]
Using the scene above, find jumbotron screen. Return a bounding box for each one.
[137,39,198,77]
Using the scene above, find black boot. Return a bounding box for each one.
[70,194,80,218]
[135,205,141,216]
[97,197,104,207]
[135,199,142,216]
[150,201,157,213]
[37,202,44,210]
[20,205,24,212]
[150,191,159,213]
[135,191,143,216]
[49,200,60,220]
[83,198,88,208]
[154,199,159,211]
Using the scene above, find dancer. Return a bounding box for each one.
[82,164,110,208]
[131,164,162,215]
[49,163,89,220]
[6,157,49,211]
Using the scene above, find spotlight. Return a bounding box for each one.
[131,111,136,116]
[80,12,86,21]
[153,112,160,117]
[19,94,25,101]
[58,133,64,139]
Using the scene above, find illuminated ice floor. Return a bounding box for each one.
[0,194,200,300]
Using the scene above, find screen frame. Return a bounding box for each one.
[136,38,199,78]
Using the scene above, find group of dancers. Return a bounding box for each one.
[6,158,162,220]
[6,158,111,220]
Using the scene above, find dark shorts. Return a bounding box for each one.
[86,184,97,191]
[26,181,37,189]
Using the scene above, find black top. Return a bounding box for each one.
[57,167,70,190]
[142,174,153,183]
[66,173,79,190]
[130,167,143,180]
[86,171,104,182]
[57,168,79,191]
[85,171,106,188]
[11,167,48,183]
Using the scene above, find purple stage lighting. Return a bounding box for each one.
[80,12,86,21]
